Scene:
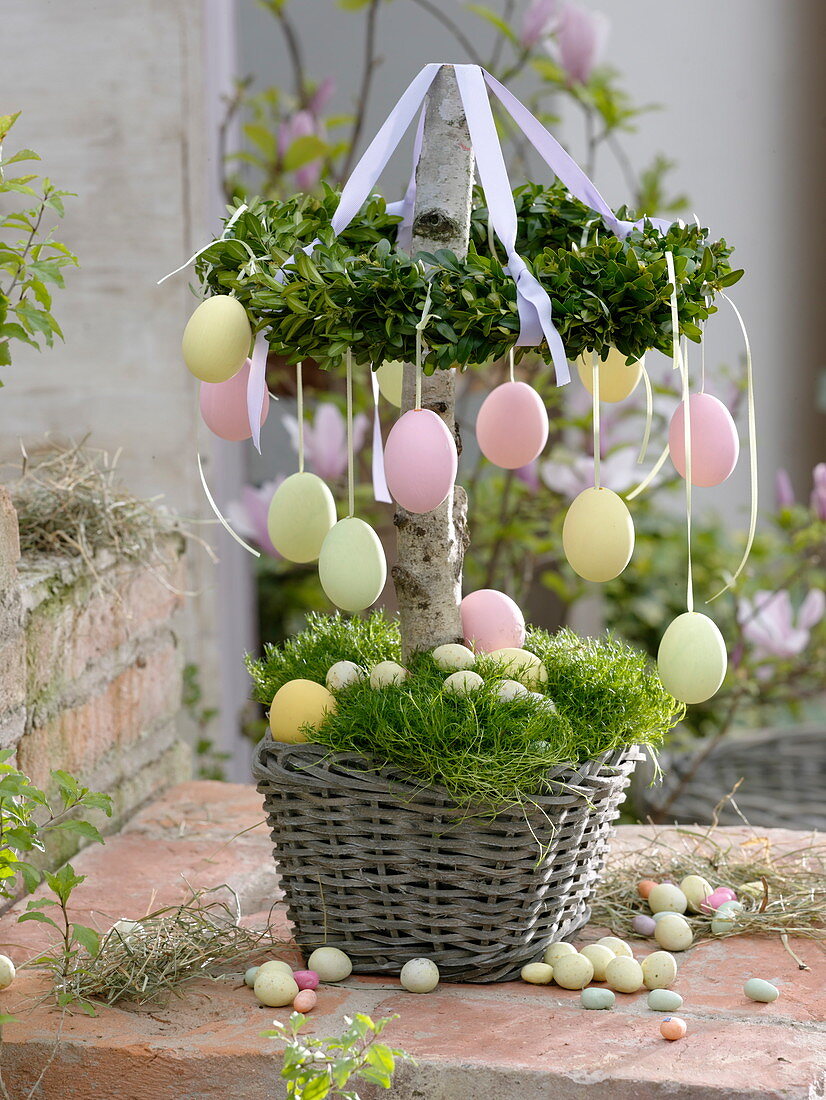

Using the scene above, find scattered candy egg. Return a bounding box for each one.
[495,678,529,701]
[641,951,678,990]
[669,393,739,487]
[648,883,688,915]
[562,487,634,583]
[701,887,738,913]
[269,679,337,744]
[654,914,694,952]
[319,517,387,612]
[307,947,352,983]
[680,875,714,914]
[254,966,300,1007]
[652,911,683,924]
[576,348,644,403]
[739,881,765,900]
[268,472,336,563]
[293,988,318,1013]
[744,978,779,1003]
[475,381,549,469]
[581,987,616,1010]
[660,1016,687,1041]
[487,648,547,687]
[443,670,484,695]
[553,952,594,990]
[262,960,294,975]
[461,589,526,653]
[0,955,15,990]
[597,937,633,959]
[111,918,142,943]
[605,956,644,993]
[369,661,408,688]
[657,612,728,705]
[182,295,251,383]
[384,409,458,514]
[244,965,260,988]
[376,359,404,407]
[432,643,476,671]
[716,888,738,903]
[326,661,366,691]
[521,962,554,985]
[580,944,615,982]
[544,942,578,966]
[293,970,320,991]
[637,880,658,900]
[647,988,683,1012]
[199,359,269,441]
[632,915,657,937]
[710,906,741,935]
[400,958,440,993]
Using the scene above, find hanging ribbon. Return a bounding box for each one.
[508,347,515,383]
[387,106,427,253]
[591,351,601,488]
[707,294,758,602]
[370,369,392,503]
[196,452,260,558]
[665,251,694,613]
[414,281,435,410]
[345,349,355,518]
[637,359,654,465]
[246,333,269,453]
[295,361,305,473]
[158,204,248,285]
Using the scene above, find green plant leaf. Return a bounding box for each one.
[71,924,100,956]
[282,135,328,172]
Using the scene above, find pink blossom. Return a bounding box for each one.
[541,445,641,499]
[226,479,283,557]
[282,402,369,483]
[515,460,541,492]
[308,77,336,116]
[520,0,560,49]
[738,588,825,667]
[278,107,326,191]
[775,468,795,510]
[810,463,826,521]
[552,3,609,85]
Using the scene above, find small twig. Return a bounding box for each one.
[408,0,486,66]
[273,5,309,106]
[337,0,382,184]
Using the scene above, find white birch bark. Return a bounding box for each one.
[392,66,475,660]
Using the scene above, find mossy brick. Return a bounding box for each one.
[0,632,25,716]
[0,487,20,577]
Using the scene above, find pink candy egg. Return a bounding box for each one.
[293,988,318,1013]
[668,393,739,487]
[701,888,738,913]
[716,888,738,902]
[461,589,526,653]
[476,382,549,469]
[199,359,269,441]
[384,409,458,514]
[293,969,319,991]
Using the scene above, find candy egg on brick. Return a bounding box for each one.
[597,936,633,959]
[307,947,352,982]
[605,956,644,993]
[680,875,713,913]
[400,958,440,993]
[254,966,299,1007]
[544,941,577,966]
[0,955,15,990]
[521,962,554,985]
[647,883,688,915]
[580,944,615,982]
[641,951,678,990]
[553,952,594,989]
[654,914,694,952]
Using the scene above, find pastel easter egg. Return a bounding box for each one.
[581,987,616,1010]
[443,670,484,695]
[654,914,694,952]
[648,884,688,915]
[293,988,318,1013]
[461,589,526,653]
[318,518,387,612]
[637,880,658,900]
[199,359,270,441]
[580,944,616,982]
[267,472,336,564]
[475,382,549,469]
[632,914,657,937]
[292,970,319,991]
[680,875,713,914]
[669,393,739,487]
[496,678,529,701]
[657,612,728,704]
[487,648,547,687]
[376,360,404,407]
[521,962,554,985]
[562,487,634,583]
[701,887,738,913]
[182,295,251,383]
[744,978,779,1003]
[307,947,352,982]
[576,348,643,403]
[369,661,408,688]
[269,679,337,744]
[553,953,594,990]
[647,988,683,1012]
[432,643,476,671]
[597,937,633,958]
[605,956,644,994]
[384,409,457,514]
[325,661,366,691]
[641,951,678,990]
[660,1016,687,1041]
[544,942,577,966]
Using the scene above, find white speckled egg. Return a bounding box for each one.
[318,517,387,612]
[544,941,578,966]
[521,962,554,985]
[369,661,408,688]
[400,958,439,993]
[680,875,713,914]
[443,670,484,695]
[597,937,633,959]
[553,953,594,990]
[182,295,251,383]
[487,648,547,687]
[605,956,644,993]
[0,955,15,990]
[562,487,635,583]
[654,914,694,952]
[641,951,678,990]
[657,612,728,705]
[648,884,688,915]
[307,947,352,983]
[580,944,615,982]
[432,643,476,671]
[254,966,299,1006]
[496,678,529,701]
[325,661,366,691]
[268,472,337,564]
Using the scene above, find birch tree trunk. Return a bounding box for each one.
[392,66,475,661]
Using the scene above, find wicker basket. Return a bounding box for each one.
[254,737,641,982]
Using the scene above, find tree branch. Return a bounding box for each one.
[338,0,382,184]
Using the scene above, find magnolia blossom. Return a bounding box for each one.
[520,0,559,48]
[541,445,641,499]
[811,462,826,521]
[227,479,282,557]
[552,3,609,85]
[279,79,335,192]
[738,589,825,666]
[514,460,541,492]
[775,468,795,510]
[282,402,369,483]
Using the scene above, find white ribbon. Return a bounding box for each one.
[246,333,269,454]
[158,203,248,285]
[370,369,392,503]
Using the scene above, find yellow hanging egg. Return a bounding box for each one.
[267,473,337,564]
[487,647,547,687]
[376,360,404,407]
[269,679,337,743]
[182,295,251,383]
[318,517,387,612]
[657,612,728,704]
[562,487,634,582]
[576,348,643,403]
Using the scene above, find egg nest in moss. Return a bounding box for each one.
[247,613,682,808]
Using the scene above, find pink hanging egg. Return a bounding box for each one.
[199,359,269,441]
[384,409,458,514]
[668,393,739,487]
[476,381,549,469]
[461,589,526,653]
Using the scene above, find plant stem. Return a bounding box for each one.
[337,0,381,184]
[489,0,515,71]
[409,0,486,66]
[273,6,309,107]
[3,199,46,299]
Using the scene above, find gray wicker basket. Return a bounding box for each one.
[254,737,641,982]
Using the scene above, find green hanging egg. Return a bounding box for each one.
[657,612,728,704]
[267,472,336,563]
[182,295,251,383]
[318,517,387,612]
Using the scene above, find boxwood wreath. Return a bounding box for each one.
[195,180,743,373]
[247,613,681,809]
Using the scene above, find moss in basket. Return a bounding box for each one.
[247,614,682,808]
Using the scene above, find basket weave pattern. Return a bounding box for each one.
[254,738,640,982]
